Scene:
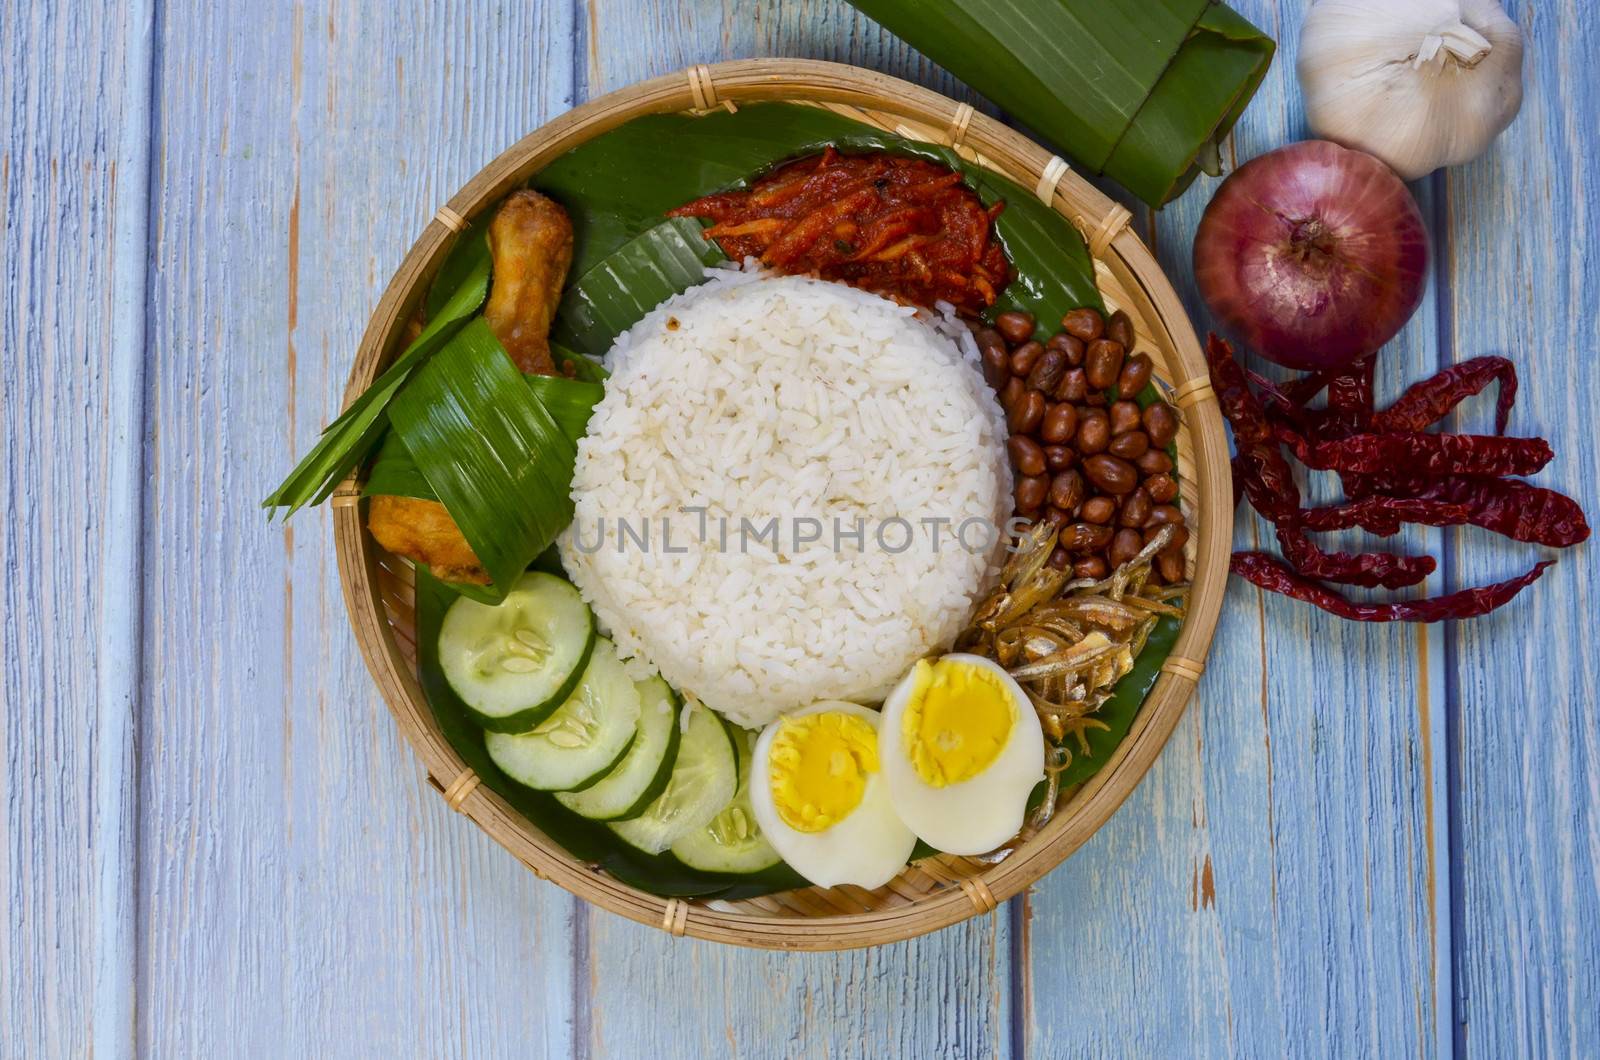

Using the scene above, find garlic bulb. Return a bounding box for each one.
[1297,0,1524,181]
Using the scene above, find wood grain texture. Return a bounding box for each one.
[1021,2,1449,1054]
[1,2,147,1056]
[133,2,581,1055]
[1443,2,1600,1055]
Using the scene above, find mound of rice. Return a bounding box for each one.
[558,269,1011,729]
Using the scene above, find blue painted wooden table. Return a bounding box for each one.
[5,0,1596,1055]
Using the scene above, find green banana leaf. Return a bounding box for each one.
[261,225,492,514]
[361,432,434,502]
[387,318,600,600]
[846,0,1275,206]
[553,217,724,356]
[415,566,809,899]
[552,342,609,383]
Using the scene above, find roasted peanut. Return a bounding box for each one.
[1014,474,1049,512]
[996,310,1036,344]
[1061,522,1115,552]
[1008,389,1045,433]
[1000,376,1025,411]
[1009,340,1044,378]
[1061,307,1105,343]
[1075,408,1111,454]
[1118,487,1152,528]
[1026,349,1067,394]
[1109,430,1150,460]
[1145,472,1178,504]
[1145,503,1184,527]
[1072,555,1109,579]
[1039,402,1078,444]
[1117,353,1153,398]
[981,344,1009,388]
[1109,400,1143,435]
[1135,448,1174,475]
[1049,469,1086,512]
[1157,550,1186,584]
[1007,436,1046,477]
[1085,339,1126,390]
[1083,454,1138,495]
[1054,366,1090,403]
[1079,495,1116,524]
[1043,444,1076,471]
[1105,309,1135,349]
[1110,528,1144,568]
[1047,332,1086,366]
[1143,401,1179,447]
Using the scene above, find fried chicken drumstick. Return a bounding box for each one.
[367,189,574,584]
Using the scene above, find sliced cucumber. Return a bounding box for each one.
[486,639,641,792]
[671,731,782,875]
[555,677,682,821]
[609,703,738,855]
[439,571,595,733]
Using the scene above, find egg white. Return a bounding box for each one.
[749,700,917,890]
[879,654,1045,855]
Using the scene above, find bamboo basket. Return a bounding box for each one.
[334,59,1229,950]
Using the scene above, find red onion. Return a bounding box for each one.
[1193,140,1429,372]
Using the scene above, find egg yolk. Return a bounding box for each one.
[768,711,880,833]
[900,659,1014,787]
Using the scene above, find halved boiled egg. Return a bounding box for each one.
[879,654,1044,855]
[749,701,916,889]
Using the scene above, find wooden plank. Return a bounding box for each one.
[1444,2,1600,1053]
[134,2,582,1055]
[0,2,149,1055]
[575,4,1013,1056]
[581,917,1013,1058]
[95,0,157,1055]
[1021,1,1446,1053]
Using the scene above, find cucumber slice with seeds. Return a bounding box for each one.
[556,677,682,821]
[609,704,738,854]
[671,731,782,875]
[439,571,595,734]
[486,639,642,792]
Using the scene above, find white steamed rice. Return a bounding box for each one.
[557,269,1011,729]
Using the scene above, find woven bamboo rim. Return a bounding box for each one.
[334,59,1230,951]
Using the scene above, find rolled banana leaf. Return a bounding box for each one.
[847,0,1276,206]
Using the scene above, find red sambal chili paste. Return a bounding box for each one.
[669,148,1010,315]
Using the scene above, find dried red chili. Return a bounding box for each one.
[669,149,1010,314]
[1231,449,1300,523]
[1274,426,1553,478]
[1209,331,1582,622]
[1231,553,1554,623]
[1206,335,1272,445]
[1297,497,1475,537]
[1323,355,1377,437]
[1366,476,1591,547]
[1232,450,1435,590]
[1274,530,1436,590]
[1369,356,1517,436]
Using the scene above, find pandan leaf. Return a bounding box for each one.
[262,227,491,515]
